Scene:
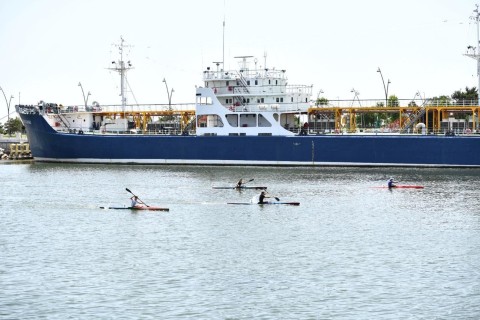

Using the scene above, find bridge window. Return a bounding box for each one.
[196,96,213,105]
[226,114,238,127]
[197,114,223,127]
[258,114,271,127]
[240,114,257,127]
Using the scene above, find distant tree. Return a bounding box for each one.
[4,117,23,135]
[0,123,4,134]
[451,86,477,104]
[360,113,377,127]
[408,100,418,107]
[316,97,329,106]
[387,95,399,107]
[430,95,452,106]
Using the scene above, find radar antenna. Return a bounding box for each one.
[234,55,254,71]
[213,61,223,74]
[108,36,134,112]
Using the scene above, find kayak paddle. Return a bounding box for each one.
[266,192,280,201]
[237,178,254,186]
[125,188,149,207]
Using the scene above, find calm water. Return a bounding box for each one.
[0,163,479,319]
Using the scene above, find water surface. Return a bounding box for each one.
[1,164,479,319]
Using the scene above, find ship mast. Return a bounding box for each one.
[222,0,226,71]
[465,4,480,105]
[108,36,133,113]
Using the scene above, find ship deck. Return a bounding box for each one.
[44,99,480,135]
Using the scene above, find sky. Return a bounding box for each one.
[0,0,479,121]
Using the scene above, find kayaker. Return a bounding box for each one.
[258,191,271,204]
[387,178,397,188]
[130,195,143,208]
[236,179,245,188]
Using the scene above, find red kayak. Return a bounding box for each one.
[100,206,169,211]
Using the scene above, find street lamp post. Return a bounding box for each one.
[78,82,91,110]
[350,88,360,107]
[162,78,174,109]
[377,68,390,107]
[0,86,14,125]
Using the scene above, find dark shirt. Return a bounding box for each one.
[258,194,266,204]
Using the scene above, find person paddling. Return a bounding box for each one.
[249,191,281,204]
[236,179,245,188]
[387,177,397,189]
[130,195,145,208]
[258,191,272,204]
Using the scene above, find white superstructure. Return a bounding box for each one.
[196,56,313,136]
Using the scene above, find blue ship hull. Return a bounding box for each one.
[19,112,480,167]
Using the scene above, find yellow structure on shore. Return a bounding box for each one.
[8,143,32,159]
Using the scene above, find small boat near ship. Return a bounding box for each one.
[213,186,267,190]
[372,185,425,189]
[227,202,300,206]
[228,191,299,206]
[213,178,267,190]
[15,36,480,167]
[100,206,169,211]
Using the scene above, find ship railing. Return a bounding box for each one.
[424,99,480,107]
[55,103,196,114]
[228,103,311,113]
[203,68,288,81]
[57,127,197,136]
[16,105,39,115]
[311,99,480,108]
[304,126,478,136]
[286,85,313,95]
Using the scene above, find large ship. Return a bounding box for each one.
[15,36,480,167]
